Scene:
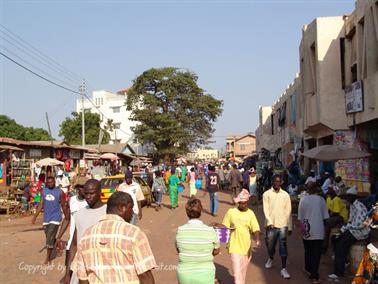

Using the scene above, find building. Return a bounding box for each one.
[226,133,256,159]
[187,148,219,160]
[255,0,378,193]
[76,90,135,144]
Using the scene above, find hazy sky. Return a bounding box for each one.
[0,0,354,149]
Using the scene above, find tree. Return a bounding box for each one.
[126,67,223,161]
[59,111,111,145]
[0,115,50,140]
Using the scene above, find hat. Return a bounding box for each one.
[125,170,133,179]
[233,189,250,203]
[346,185,358,195]
[310,169,315,173]
[325,171,330,175]
[57,170,63,176]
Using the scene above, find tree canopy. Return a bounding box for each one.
[126,67,223,161]
[0,115,51,141]
[59,111,112,145]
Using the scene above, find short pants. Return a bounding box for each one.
[44,223,59,248]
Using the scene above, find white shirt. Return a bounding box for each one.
[305,176,317,185]
[321,178,332,194]
[67,196,88,249]
[56,176,70,193]
[118,182,144,215]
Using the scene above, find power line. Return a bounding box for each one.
[0,51,81,95]
[0,45,78,90]
[0,34,82,86]
[0,24,83,83]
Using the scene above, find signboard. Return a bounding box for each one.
[345,80,364,113]
[29,149,42,157]
[69,150,80,159]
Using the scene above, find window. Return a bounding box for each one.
[113,123,121,129]
[340,37,346,89]
[239,144,246,151]
[112,106,121,113]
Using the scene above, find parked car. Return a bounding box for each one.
[100,173,153,207]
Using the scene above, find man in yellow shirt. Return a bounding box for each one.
[324,186,348,253]
[213,189,260,284]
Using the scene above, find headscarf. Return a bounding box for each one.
[234,189,250,203]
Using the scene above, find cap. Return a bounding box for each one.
[346,185,358,195]
[57,170,63,176]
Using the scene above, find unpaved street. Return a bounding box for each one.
[0,190,352,284]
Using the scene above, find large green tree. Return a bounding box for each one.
[126,67,223,161]
[0,115,50,140]
[59,111,112,145]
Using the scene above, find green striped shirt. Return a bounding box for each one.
[176,219,220,272]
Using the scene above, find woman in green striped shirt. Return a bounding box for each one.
[176,198,221,284]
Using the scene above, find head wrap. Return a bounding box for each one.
[234,189,250,203]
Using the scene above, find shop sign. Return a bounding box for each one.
[79,159,86,168]
[29,149,42,157]
[345,80,364,113]
[69,150,80,159]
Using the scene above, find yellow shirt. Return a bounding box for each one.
[326,196,348,223]
[222,208,260,255]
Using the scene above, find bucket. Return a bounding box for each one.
[177,185,184,193]
[195,179,202,189]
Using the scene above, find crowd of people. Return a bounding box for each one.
[28,161,378,284]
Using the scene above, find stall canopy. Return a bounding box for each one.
[100,153,119,160]
[36,157,65,167]
[301,144,371,161]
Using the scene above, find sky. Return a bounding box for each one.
[0,0,355,150]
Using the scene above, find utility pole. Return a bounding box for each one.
[45,112,54,158]
[80,79,86,146]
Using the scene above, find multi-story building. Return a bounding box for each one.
[76,90,135,144]
[255,0,378,193]
[226,133,256,159]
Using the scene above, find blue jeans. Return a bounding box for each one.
[130,213,138,225]
[209,192,218,215]
[154,191,163,205]
[265,227,288,258]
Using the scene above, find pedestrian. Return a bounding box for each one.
[55,179,88,276]
[181,164,187,183]
[56,169,71,199]
[328,186,370,281]
[151,170,167,211]
[213,189,261,284]
[164,166,171,187]
[71,191,156,284]
[59,179,107,284]
[305,170,317,185]
[118,170,145,225]
[249,167,257,206]
[321,172,334,195]
[216,165,225,191]
[229,164,243,203]
[168,168,182,209]
[176,198,220,284]
[31,176,69,265]
[298,181,329,284]
[189,167,197,197]
[263,174,292,279]
[207,165,220,216]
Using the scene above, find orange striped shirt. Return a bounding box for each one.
[71,214,156,283]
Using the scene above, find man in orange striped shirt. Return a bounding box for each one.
[71,191,156,284]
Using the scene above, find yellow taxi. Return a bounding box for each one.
[100,173,153,207]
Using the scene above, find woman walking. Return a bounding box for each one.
[189,167,197,197]
[168,168,182,209]
[176,198,220,284]
[249,167,257,206]
[213,189,261,284]
[152,170,167,211]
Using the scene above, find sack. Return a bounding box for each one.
[195,179,202,189]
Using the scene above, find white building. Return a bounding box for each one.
[76,89,135,144]
[187,148,219,160]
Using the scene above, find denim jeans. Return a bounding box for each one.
[209,192,218,215]
[154,191,163,205]
[130,213,138,225]
[265,227,288,258]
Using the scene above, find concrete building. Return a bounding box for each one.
[187,148,219,160]
[255,0,378,193]
[226,133,256,159]
[76,90,135,144]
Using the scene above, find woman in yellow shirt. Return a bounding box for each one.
[213,189,261,284]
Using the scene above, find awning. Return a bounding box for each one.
[0,145,24,151]
[303,123,334,139]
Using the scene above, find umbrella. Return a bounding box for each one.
[100,153,119,160]
[36,158,64,167]
[130,158,142,166]
[301,144,371,161]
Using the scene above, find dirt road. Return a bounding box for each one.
[0,189,353,283]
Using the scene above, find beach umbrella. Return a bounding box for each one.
[35,158,64,167]
[100,153,119,160]
[301,144,371,161]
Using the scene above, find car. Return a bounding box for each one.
[100,173,153,207]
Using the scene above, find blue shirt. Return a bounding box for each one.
[42,187,62,224]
